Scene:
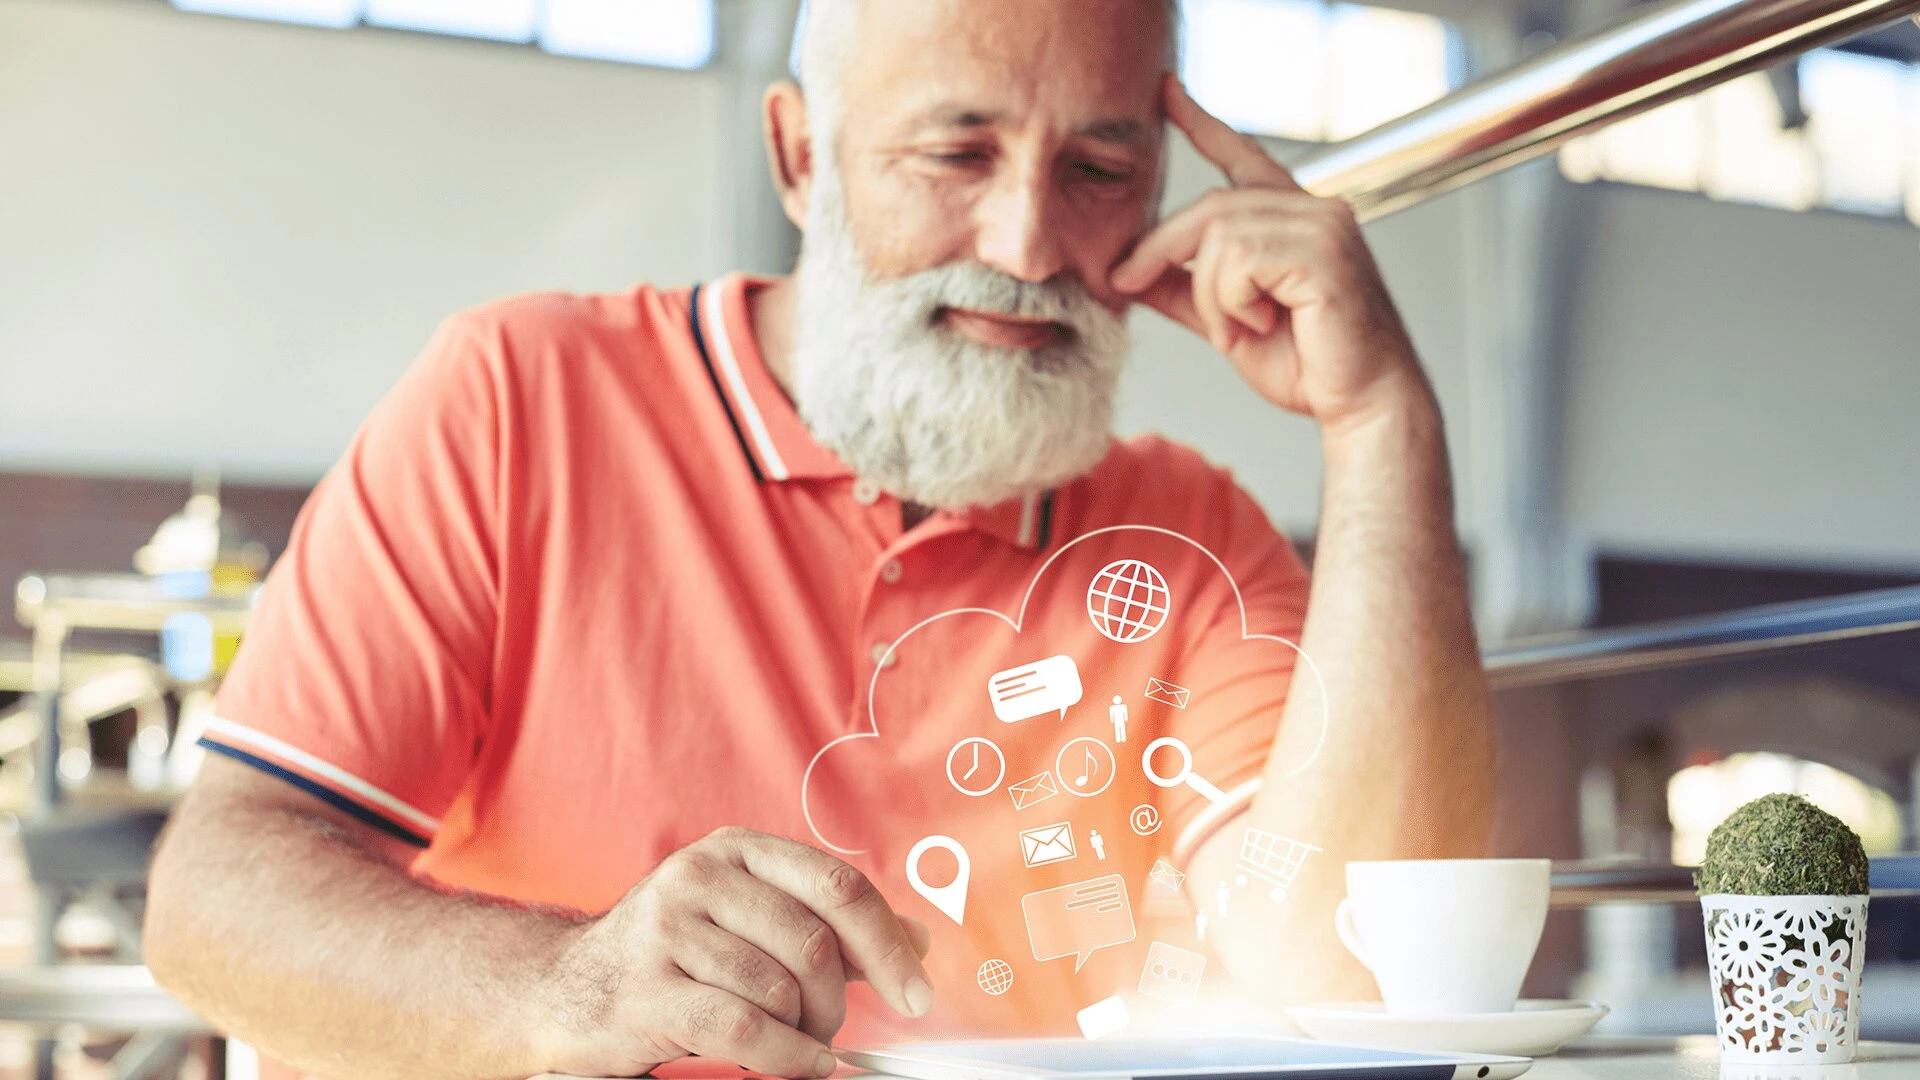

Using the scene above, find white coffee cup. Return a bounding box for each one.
[1334,858,1551,1016]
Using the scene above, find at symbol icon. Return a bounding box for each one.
[1130,803,1162,836]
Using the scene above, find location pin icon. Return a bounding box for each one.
[905,834,970,926]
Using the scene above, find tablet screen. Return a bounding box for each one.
[892,1036,1456,1073]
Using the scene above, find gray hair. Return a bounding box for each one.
[791,0,1183,154]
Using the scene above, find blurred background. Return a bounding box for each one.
[2,0,1918,1075]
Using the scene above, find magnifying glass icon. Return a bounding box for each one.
[1141,736,1229,806]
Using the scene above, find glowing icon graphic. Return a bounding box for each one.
[1018,821,1078,868]
[1077,995,1131,1041]
[1087,559,1171,644]
[1216,880,1231,918]
[1008,770,1060,811]
[1022,873,1136,972]
[1057,737,1116,798]
[1148,858,1186,892]
[1129,803,1162,836]
[1090,828,1107,861]
[1234,827,1321,902]
[1144,676,1191,709]
[797,524,1336,862]
[1109,696,1129,742]
[944,736,1005,797]
[906,834,970,926]
[1138,941,1207,1005]
[977,958,1015,996]
[988,655,1084,723]
[1142,736,1230,806]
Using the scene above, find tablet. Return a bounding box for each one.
[837,1035,1532,1080]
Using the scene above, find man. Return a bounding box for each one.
[145,1,1493,1077]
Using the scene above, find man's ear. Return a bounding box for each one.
[763,79,813,229]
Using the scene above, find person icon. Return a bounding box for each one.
[1109,695,1129,743]
[1215,880,1231,919]
[1195,912,1208,941]
[1090,828,1107,861]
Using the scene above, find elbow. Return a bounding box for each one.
[142,824,199,995]
[142,804,237,1009]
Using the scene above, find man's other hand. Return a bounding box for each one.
[1111,75,1431,435]
[535,826,935,1079]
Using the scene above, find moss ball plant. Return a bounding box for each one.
[1695,793,1869,897]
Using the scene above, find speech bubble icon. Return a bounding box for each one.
[988,655,1084,724]
[1021,873,1136,973]
[906,835,970,926]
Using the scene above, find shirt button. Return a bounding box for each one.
[879,559,904,584]
[870,641,898,669]
[852,479,881,505]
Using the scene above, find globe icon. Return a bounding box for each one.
[977,958,1015,996]
[1087,559,1171,643]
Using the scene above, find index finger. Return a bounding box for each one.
[732,833,935,1021]
[1164,74,1302,192]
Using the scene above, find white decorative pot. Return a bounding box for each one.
[1701,893,1867,1064]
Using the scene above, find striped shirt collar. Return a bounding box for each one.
[690,272,1057,552]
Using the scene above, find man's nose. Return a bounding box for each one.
[973,169,1068,285]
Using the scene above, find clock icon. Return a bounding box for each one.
[945,736,1006,797]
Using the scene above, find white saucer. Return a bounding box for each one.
[1285,1000,1609,1057]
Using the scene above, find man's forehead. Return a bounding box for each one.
[898,99,1155,146]
[839,0,1168,141]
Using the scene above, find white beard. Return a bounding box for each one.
[788,163,1130,511]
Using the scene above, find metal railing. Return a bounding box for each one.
[1490,584,1920,904]
[1485,583,1920,689]
[1294,0,1920,220]
[1551,855,1920,905]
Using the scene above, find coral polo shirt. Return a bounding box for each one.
[206,271,1313,1063]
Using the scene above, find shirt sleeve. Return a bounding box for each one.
[1160,469,1312,863]
[204,314,502,847]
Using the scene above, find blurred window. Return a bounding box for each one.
[365,0,538,42]
[1181,0,1460,142]
[1668,751,1904,866]
[1325,5,1456,139]
[1559,92,1706,194]
[170,0,717,69]
[1909,72,1920,222]
[1561,48,1920,226]
[1701,73,1817,211]
[542,0,715,68]
[1803,50,1908,214]
[173,0,361,29]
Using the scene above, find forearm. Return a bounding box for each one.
[146,773,584,1080]
[1205,377,1494,1000]
[1271,377,1493,852]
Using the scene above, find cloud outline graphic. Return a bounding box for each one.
[800,524,1329,856]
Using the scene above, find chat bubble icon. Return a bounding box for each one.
[988,655,1084,724]
[1021,873,1136,973]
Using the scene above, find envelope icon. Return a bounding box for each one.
[1144,676,1191,710]
[1008,770,1059,811]
[1020,821,1078,867]
[1149,858,1186,892]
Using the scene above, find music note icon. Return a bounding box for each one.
[1057,737,1115,798]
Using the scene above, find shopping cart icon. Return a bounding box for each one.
[1233,828,1321,902]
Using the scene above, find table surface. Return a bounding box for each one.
[1534,1036,1920,1077]
[538,1037,1920,1079]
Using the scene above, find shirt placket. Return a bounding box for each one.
[846,485,970,724]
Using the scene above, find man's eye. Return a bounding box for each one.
[1076,163,1131,183]
[928,150,988,165]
